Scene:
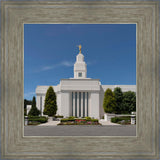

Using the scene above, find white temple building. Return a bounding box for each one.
[36,46,136,119]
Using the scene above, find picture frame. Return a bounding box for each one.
[1,1,159,159]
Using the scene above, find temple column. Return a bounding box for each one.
[77,92,79,117]
[81,92,83,117]
[73,92,75,117]
[79,92,81,117]
[85,92,87,117]
[83,92,85,117]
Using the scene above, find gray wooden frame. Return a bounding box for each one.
[1,1,159,159]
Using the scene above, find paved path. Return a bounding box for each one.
[38,120,60,126]
[99,119,120,125]
[24,125,136,136]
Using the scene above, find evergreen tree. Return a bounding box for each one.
[103,88,116,113]
[43,86,57,116]
[122,91,136,114]
[28,96,41,116]
[114,87,123,114]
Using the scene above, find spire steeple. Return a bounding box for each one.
[74,45,87,79]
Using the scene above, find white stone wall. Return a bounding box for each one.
[56,92,61,115]
[60,92,71,118]
[89,92,100,119]
[60,79,100,91]
[36,95,40,111]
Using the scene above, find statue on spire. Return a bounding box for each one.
[78,44,82,53]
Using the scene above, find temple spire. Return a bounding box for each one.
[74,45,87,79]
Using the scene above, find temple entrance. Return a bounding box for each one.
[71,92,89,117]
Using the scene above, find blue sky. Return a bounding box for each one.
[24,24,136,100]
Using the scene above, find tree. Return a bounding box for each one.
[114,87,123,114]
[28,96,41,116]
[103,88,116,113]
[43,86,57,116]
[122,91,136,114]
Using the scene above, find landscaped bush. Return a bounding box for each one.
[28,116,48,124]
[59,117,100,125]
[111,117,119,123]
[28,116,42,118]
[111,116,130,124]
[85,117,92,121]
[54,115,64,118]
[61,118,73,122]
[68,116,75,120]
[91,119,98,122]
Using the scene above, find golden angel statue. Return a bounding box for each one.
[78,45,82,53]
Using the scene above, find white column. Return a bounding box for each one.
[89,93,91,117]
[85,92,87,117]
[79,92,81,117]
[73,92,75,117]
[81,92,83,117]
[70,92,73,116]
[83,92,85,117]
[77,92,79,117]
[60,92,70,118]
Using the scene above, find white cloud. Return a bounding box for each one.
[34,60,95,73]
[41,66,53,71]
[61,61,73,67]
[87,61,97,65]
[36,61,74,72]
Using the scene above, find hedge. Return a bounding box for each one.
[60,117,98,123]
[28,116,48,123]
[111,116,130,123]
[54,115,64,118]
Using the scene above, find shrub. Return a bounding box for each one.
[85,117,92,121]
[28,116,48,123]
[111,116,130,124]
[54,115,63,118]
[68,116,75,120]
[61,118,71,122]
[111,117,119,123]
[60,117,99,125]
[91,119,98,122]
